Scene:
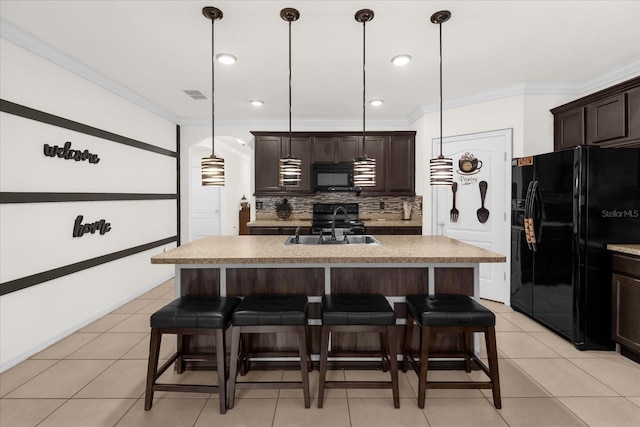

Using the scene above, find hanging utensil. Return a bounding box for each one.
[450,182,459,222]
[477,180,490,223]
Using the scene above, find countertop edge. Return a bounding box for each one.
[151,256,506,265]
[607,244,640,257]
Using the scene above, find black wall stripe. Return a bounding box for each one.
[0,192,177,203]
[0,236,177,296]
[1,99,177,158]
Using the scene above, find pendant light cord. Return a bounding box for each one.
[210,17,215,158]
[362,19,366,155]
[288,19,292,158]
[438,20,443,158]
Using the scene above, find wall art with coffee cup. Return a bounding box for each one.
[457,152,483,175]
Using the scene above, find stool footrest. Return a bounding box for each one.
[425,381,494,390]
[153,383,220,394]
[323,381,393,389]
[234,381,306,390]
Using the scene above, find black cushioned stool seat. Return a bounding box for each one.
[403,294,501,409]
[227,294,311,409]
[322,293,397,326]
[318,294,400,409]
[145,296,241,414]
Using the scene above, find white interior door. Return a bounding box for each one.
[190,166,220,241]
[432,129,511,303]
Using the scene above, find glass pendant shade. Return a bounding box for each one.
[279,156,302,186]
[201,154,225,186]
[429,155,453,186]
[353,155,376,187]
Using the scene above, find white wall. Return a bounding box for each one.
[415,93,578,233]
[0,40,176,371]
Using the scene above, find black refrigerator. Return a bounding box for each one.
[511,145,640,350]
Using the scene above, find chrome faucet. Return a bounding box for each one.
[294,226,301,244]
[331,206,348,241]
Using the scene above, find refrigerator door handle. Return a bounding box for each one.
[524,181,535,250]
[530,180,541,251]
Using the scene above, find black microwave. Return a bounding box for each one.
[313,162,360,192]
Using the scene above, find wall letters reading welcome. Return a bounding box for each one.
[44,141,100,163]
[73,215,111,237]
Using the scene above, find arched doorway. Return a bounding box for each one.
[186,134,252,241]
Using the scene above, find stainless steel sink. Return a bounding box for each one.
[284,235,381,246]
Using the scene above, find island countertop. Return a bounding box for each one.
[151,235,506,265]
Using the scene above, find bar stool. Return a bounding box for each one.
[318,293,400,408]
[227,294,311,409]
[402,293,501,409]
[144,295,241,414]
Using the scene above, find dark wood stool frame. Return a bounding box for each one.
[318,324,400,409]
[227,324,311,409]
[403,311,501,409]
[145,326,229,414]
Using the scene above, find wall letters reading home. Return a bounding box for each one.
[73,215,112,237]
[44,141,100,164]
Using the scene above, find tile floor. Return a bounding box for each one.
[2,278,639,427]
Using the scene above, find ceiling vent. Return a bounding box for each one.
[183,90,208,100]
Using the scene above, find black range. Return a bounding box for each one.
[311,203,365,235]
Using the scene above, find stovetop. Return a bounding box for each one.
[312,203,364,234]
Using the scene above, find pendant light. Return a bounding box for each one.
[353,9,376,188]
[201,6,225,186]
[429,10,453,186]
[279,8,302,187]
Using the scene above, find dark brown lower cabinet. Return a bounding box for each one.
[238,208,250,235]
[366,226,422,235]
[250,226,422,235]
[611,253,640,362]
[249,226,311,235]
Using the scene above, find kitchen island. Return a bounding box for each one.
[151,235,505,366]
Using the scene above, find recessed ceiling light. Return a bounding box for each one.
[216,53,237,64]
[369,99,384,107]
[391,54,411,66]
[250,99,264,107]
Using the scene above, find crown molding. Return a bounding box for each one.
[181,117,411,128]
[1,17,182,125]
[408,57,640,124]
[4,17,638,130]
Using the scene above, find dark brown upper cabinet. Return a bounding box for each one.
[312,136,359,163]
[554,108,585,151]
[551,76,640,151]
[253,133,312,195]
[358,135,386,194]
[386,135,415,194]
[586,93,626,144]
[252,131,415,197]
[253,135,282,194]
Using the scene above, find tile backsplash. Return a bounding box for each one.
[255,194,422,220]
